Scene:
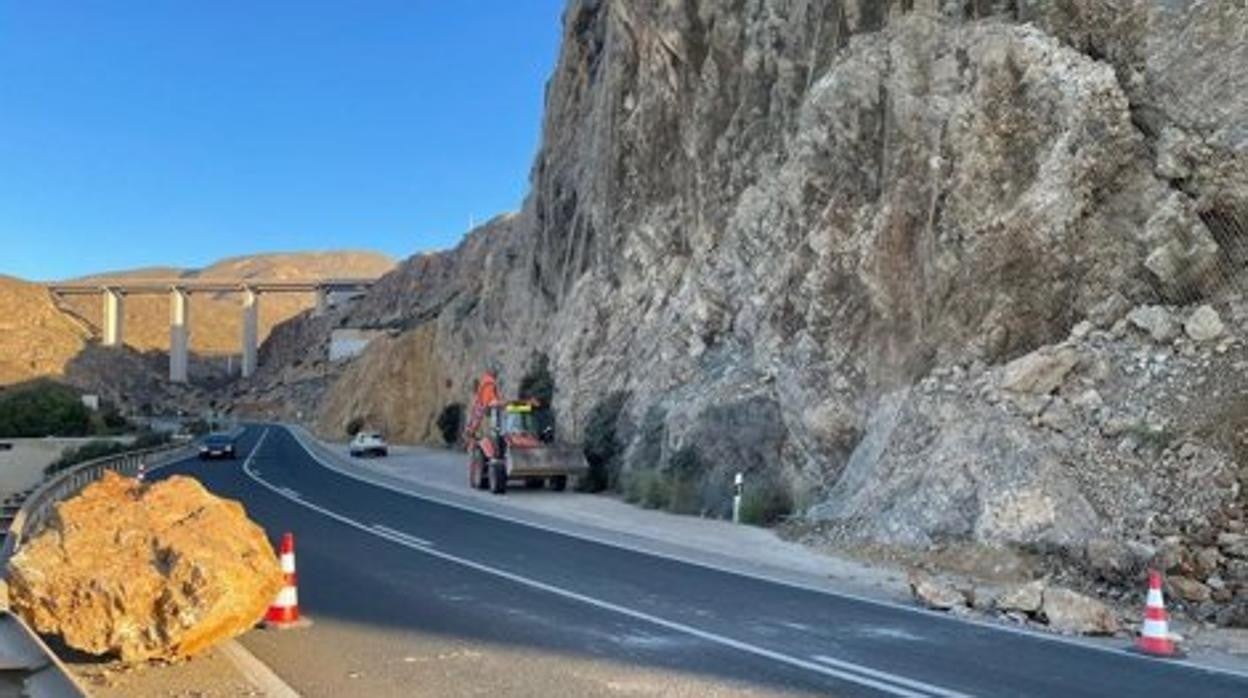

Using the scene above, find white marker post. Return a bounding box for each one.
[733,472,744,524]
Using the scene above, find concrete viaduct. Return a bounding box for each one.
[47,279,375,382]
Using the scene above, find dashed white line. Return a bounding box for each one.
[372,524,433,548]
[813,655,972,698]
[240,431,963,697]
[279,423,1248,685]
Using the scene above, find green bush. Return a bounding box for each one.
[99,404,129,432]
[345,416,366,436]
[437,403,465,447]
[622,469,668,509]
[46,431,171,476]
[738,477,795,525]
[517,353,555,406]
[663,445,705,515]
[0,381,91,438]
[629,405,667,471]
[580,391,630,492]
[184,419,211,436]
[619,445,706,514]
[46,440,125,475]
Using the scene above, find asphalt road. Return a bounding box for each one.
[152,425,1248,697]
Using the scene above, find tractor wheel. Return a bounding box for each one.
[550,475,568,492]
[525,477,544,489]
[470,450,489,490]
[490,461,507,494]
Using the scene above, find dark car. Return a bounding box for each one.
[199,433,236,460]
[0,443,11,451]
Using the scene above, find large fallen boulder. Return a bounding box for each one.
[6,471,282,662]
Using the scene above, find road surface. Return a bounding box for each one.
[148,425,1248,697]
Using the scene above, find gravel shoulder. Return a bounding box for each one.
[308,432,911,603]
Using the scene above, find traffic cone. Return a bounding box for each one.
[1135,569,1182,657]
[265,532,309,628]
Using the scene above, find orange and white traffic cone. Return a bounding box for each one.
[1135,569,1182,657]
[265,532,310,628]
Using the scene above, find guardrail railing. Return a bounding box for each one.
[0,440,190,697]
[1,442,188,562]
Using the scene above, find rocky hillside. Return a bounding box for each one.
[60,251,395,356]
[255,1,1248,619]
[0,276,91,385]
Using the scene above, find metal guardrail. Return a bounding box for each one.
[0,441,190,697]
[1,443,187,562]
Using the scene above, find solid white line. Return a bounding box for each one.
[278,486,302,500]
[244,429,270,470]
[219,639,301,698]
[814,656,970,698]
[372,524,433,547]
[240,448,950,697]
[276,424,1248,683]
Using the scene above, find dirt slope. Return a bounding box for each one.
[0,276,91,385]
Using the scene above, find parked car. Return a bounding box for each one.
[199,433,236,460]
[0,442,11,452]
[349,432,388,458]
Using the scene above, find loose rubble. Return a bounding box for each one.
[821,301,1248,631]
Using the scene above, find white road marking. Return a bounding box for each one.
[813,655,971,698]
[278,486,302,500]
[219,639,301,698]
[371,524,433,548]
[277,424,1248,684]
[240,436,960,697]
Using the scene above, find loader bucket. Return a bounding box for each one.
[507,444,589,479]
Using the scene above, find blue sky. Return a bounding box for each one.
[0,1,565,281]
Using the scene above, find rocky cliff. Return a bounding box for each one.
[258,0,1248,617]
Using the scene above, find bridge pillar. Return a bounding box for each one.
[102,289,124,347]
[241,288,259,378]
[169,288,190,383]
[313,286,329,317]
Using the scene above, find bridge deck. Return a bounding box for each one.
[47,278,377,295]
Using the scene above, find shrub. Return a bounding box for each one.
[622,469,668,509]
[47,440,126,475]
[618,445,707,514]
[345,416,366,436]
[100,405,129,432]
[184,419,211,436]
[627,405,666,471]
[47,431,172,476]
[437,403,465,447]
[580,391,630,492]
[132,431,171,450]
[0,381,91,438]
[663,445,706,515]
[737,477,795,526]
[517,352,555,406]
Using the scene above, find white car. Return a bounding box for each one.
[349,431,388,458]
